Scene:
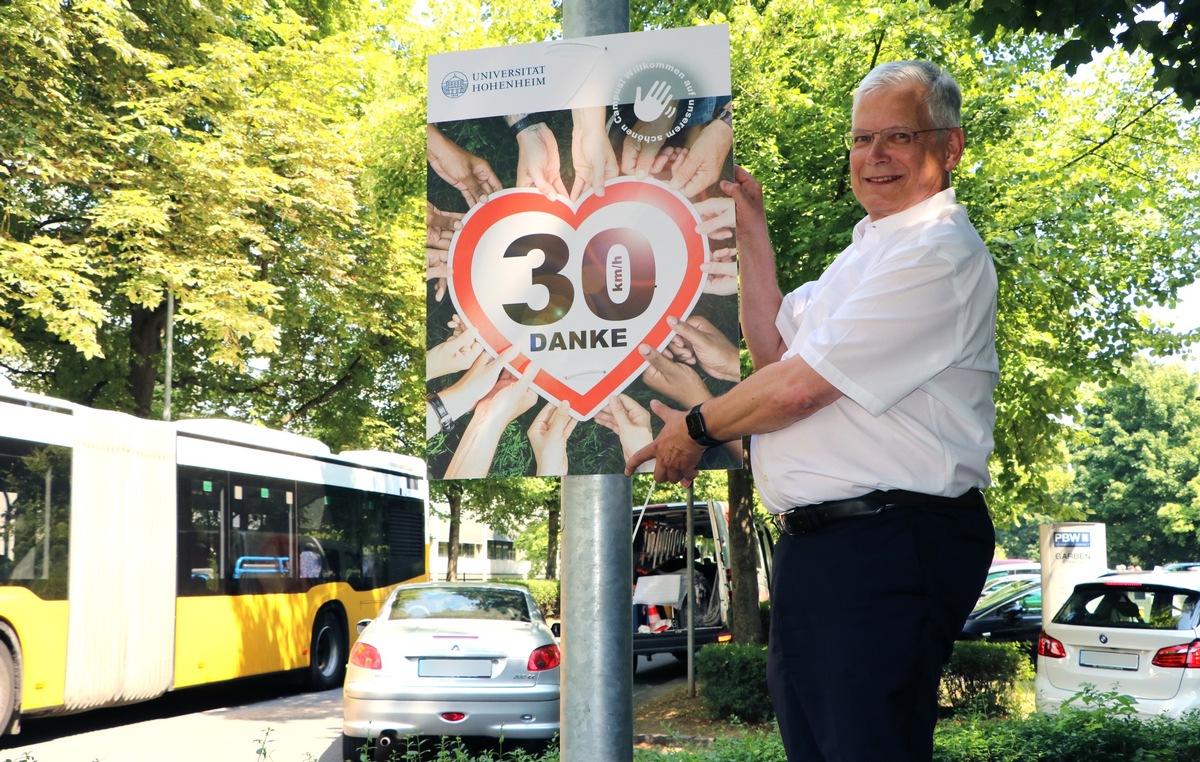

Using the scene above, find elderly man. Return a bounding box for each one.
[626,60,998,761]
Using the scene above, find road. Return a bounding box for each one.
[0,656,687,762]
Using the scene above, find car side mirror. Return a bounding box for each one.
[551,622,561,638]
[999,603,1023,620]
[356,618,372,635]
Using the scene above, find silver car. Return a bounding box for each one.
[342,582,560,758]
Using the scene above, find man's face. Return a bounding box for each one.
[849,84,963,221]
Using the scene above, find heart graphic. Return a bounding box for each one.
[448,179,709,420]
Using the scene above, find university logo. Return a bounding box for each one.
[441,71,469,99]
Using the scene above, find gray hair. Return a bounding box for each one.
[853,60,961,129]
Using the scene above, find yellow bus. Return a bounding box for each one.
[0,390,428,735]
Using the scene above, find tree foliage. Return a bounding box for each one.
[717,0,1200,526]
[1062,359,1200,567]
[933,0,1200,110]
[3,0,1199,557]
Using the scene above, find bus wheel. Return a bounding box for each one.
[0,645,16,735]
[307,608,347,691]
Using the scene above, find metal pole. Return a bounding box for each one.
[163,291,174,422]
[560,4,630,760]
[686,485,696,697]
[561,475,632,762]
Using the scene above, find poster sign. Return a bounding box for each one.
[426,25,739,480]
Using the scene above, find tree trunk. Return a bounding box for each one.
[728,443,765,644]
[545,504,560,580]
[446,483,463,582]
[130,300,168,418]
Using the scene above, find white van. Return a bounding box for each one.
[631,501,773,660]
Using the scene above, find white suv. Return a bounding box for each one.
[1036,570,1200,718]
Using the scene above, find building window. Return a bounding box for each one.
[488,540,516,561]
[459,543,478,558]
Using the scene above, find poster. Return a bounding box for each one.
[425,25,740,480]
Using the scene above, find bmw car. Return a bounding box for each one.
[1037,571,1200,718]
[342,582,560,759]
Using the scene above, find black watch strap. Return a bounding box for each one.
[686,404,726,448]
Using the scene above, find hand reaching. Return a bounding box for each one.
[670,116,733,199]
[638,343,714,410]
[427,324,484,380]
[570,106,619,200]
[528,401,577,475]
[427,124,503,207]
[515,123,569,201]
[594,394,655,472]
[694,197,735,240]
[666,315,741,382]
[702,248,738,296]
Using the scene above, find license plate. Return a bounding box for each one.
[1079,649,1139,671]
[418,658,492,678]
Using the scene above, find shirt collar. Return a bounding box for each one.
[852,187,958,245]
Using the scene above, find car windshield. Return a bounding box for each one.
[387,587,532,622]
[1052,583,1200,630]
[973,578,1039,614]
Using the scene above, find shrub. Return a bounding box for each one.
[506,579,560,618]
[694,642,774,724]
[939,640,1033,718]
[933,686,1200,761]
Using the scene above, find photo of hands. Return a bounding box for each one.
[425,98,740,480]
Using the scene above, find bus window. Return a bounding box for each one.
[177,467,222,595]
[0,439,71,600]
[229,475,294,593]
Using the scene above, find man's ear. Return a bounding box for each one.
[944,127,965,172]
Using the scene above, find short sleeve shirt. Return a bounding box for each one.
[750,189,998,514]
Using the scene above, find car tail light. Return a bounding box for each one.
[717,633,733,644]
[527,644,561,671]
[349,641,382,670]
[1038,631,1066,659]
[1152,641,1200,669]
[441,712,467,722]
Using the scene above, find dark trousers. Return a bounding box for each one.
[767,493,994,762]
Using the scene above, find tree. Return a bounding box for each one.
[717,0,1200,528]
[932,0,1200,109]
[1,0,430,452]
[1062,359,1200,567]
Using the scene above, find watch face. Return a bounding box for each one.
[686,408,704,439]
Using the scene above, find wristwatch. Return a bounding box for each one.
[685,404,726,448]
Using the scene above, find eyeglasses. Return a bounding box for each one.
[844,126,956,151]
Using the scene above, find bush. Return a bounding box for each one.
[933,686,1200,762]
[506,579,560,618]
[694,642,774,724]
[939,640,1033,718]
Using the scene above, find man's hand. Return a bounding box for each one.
[624,399,705,485]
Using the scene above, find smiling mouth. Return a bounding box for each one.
[866,175,902,184]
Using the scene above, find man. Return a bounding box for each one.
[626,60,998,761]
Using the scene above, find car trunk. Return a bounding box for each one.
[1044,625,1191,700]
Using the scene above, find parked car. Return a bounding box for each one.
[984,559,1040,584]
[960,578,1043,648]
[977,572,1041,603]
[342,582,560,759]
[1037,570,1200,718]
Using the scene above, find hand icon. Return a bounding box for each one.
[633,80,676,123]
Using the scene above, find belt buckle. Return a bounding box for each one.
[779,506,822,535]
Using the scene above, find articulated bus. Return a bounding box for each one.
[0,390,429,735]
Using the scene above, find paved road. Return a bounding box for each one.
[0,657,687,762]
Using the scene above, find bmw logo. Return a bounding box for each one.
[1099,634,1108,644]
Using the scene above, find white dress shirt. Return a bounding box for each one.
[751,188,999,514]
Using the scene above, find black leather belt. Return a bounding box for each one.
[776,488,981,536]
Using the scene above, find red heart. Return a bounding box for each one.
[448,180,708,419]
